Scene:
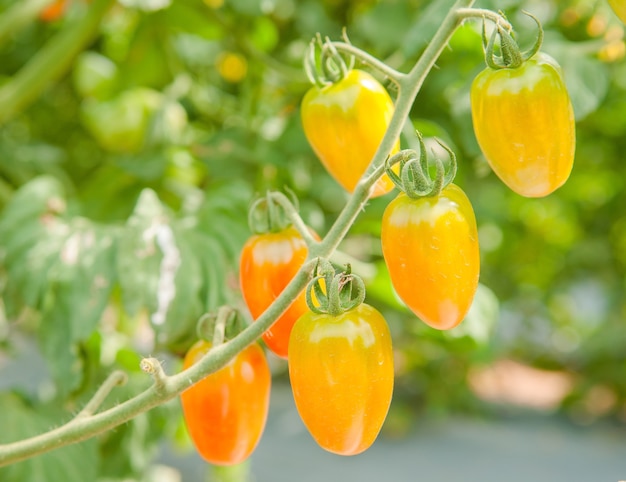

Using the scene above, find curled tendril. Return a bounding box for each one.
[385,132,457,198]
[484,10,544,70]
[305,261,366,316]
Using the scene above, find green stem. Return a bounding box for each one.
[455,8,512,30]
[0,0,512,467]
[269,192,318,247]
[75,371,128,418]
[0,0,114,126]
[211,305,232,347]
[0,258,316,467]
[332,41,405,86]
[0,0,55,46]
[314,0,480,256]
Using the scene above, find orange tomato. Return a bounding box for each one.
[288,303,394,455]
[239,226,315,358]
[181,340,270,466]
[381,184,480,330]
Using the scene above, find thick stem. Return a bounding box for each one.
[0,259,316,467]
[316,0,476,257]
[0,0,115,126]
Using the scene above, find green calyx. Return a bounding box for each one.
[304,31,355,88]
[248,189,298,235]
[483,11,543,69]
[386,132,457,199]
[305,259,366,317]
[196,306,246,346]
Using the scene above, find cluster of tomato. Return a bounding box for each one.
[179,20,576,467]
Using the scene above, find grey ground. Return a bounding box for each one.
[161,383,626,482]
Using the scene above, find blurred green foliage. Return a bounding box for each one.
[0,0,625,479]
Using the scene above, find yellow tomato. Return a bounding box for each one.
[301,69,400,197]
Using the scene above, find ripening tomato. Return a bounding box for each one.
[288,303,394,455]
[608,0,626,23]
[40,0,68,21]
[470,53,575,198]
[181,340,271,466]
[240,226,315,359]
[381,184,480,330]
[301,69,400,197]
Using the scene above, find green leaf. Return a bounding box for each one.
[0,177,119,394]
[43,220,118,340]
[0,175,66,235]
[448,283,500,345]
[353,1,415,55]
[0,393,99,482]
[117,189,169,317]
[402,0,458,58]
[543,34,610,121]
[38,301,84,396]
[117,189,204,349]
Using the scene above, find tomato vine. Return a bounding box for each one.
[0,0,568,467]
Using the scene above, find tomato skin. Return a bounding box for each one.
[301,69,400,197]
[240,226,314,359]
[381,184,480,330]
[470,53,575,198]
[181,340,271,466]
[608,0,626,23]
[288,304,394,455]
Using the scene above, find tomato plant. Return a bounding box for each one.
[470,51,575,198]
[301,69,400,197]
[381,183,480,330]
[180,340,271,466]
[289,297,394,455]
[240,225,314,358]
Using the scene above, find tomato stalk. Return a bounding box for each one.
[195,306,239,347]
[304,261,366,317]
[304,33,355,87]
[266,191,319,247]
[386,133,457,198]
[483,11,543,70]
[314,0,489,258]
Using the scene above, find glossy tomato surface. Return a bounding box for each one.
[381,184,480,330]
[288,303,394,456]
[301,69,400,197]
[240,226,313,358]
[470,53,575,197]
[181,340,270,466]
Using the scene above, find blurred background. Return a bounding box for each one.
[0,0,625,480]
